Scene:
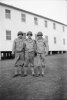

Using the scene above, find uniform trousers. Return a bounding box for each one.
[24,51,34,67]
[37,53,46,67]
[14,52,24,75]
[14,52,24,67]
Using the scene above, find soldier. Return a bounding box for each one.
[36,32,48,76]
[12,31,25,77]
[24,31,35,76]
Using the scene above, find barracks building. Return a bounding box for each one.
[0,2,67,60]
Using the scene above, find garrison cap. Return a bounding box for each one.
[27,31,33,36]
[37,32,43,36]
[17,31,23,36]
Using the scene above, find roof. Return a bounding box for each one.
[0,2,67,27]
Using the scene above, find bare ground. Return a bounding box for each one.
[0,54,67,100]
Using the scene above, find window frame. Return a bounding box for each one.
[6,30,11,40]
[53,22,56,29]
[63,38,65,45]
[45,20,48,27]
[63,26,65,32]
[5,9,11,19]
[34,17,38,25]
[45,35,48,43]
[21,13,26,22]
[54,37,56,44]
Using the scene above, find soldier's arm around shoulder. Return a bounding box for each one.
[23,42,26,50]
[33,40,37,51]
[23,39,26,50]
[33,40,37,56]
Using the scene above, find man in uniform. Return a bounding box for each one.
[12,31,25,77]
[36,32,48,76]
[24,31,35,76]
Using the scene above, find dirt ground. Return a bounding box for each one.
[0,54,67,100]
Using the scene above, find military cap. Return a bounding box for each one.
[37,32,43,36]
[17,31,23,36]
[27,31,32,36]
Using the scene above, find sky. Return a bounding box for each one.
[0,0,67,25]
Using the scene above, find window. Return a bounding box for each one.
[23,33,26,39]
[45,20,47,27]
[63,38,65,45]
[45,36,48,43]
[35,34,38,40]
[34,17,38,25]
[54,37,56,44]
[21,13,26,22]
[5,9,11,19]
[6,30,11,40]
[63,26,65,32]
[53,23,56,29]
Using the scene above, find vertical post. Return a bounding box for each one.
[50,51,52,55]
[57,51,59,54]
[61,51,63,54]
[0,51,1,60]
[66,51,67,53]
[6,53,7,58]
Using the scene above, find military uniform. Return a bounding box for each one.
[24,31,35,76]
[36,32,48,76]
[12,31,25,76]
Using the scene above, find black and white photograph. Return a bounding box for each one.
[0,0,67,100]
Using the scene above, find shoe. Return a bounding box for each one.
[24,74,27,77]
[13,74,19,78]
[35,73,40,77]
[20,74,24,77]
[21,74,27,77]
[41,73,44,77]
[32,73,35,76]
[20,63,24,67]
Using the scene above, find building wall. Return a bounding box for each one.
[0,5,2,52]
[0,4,67,52]
[48,21,67,51]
